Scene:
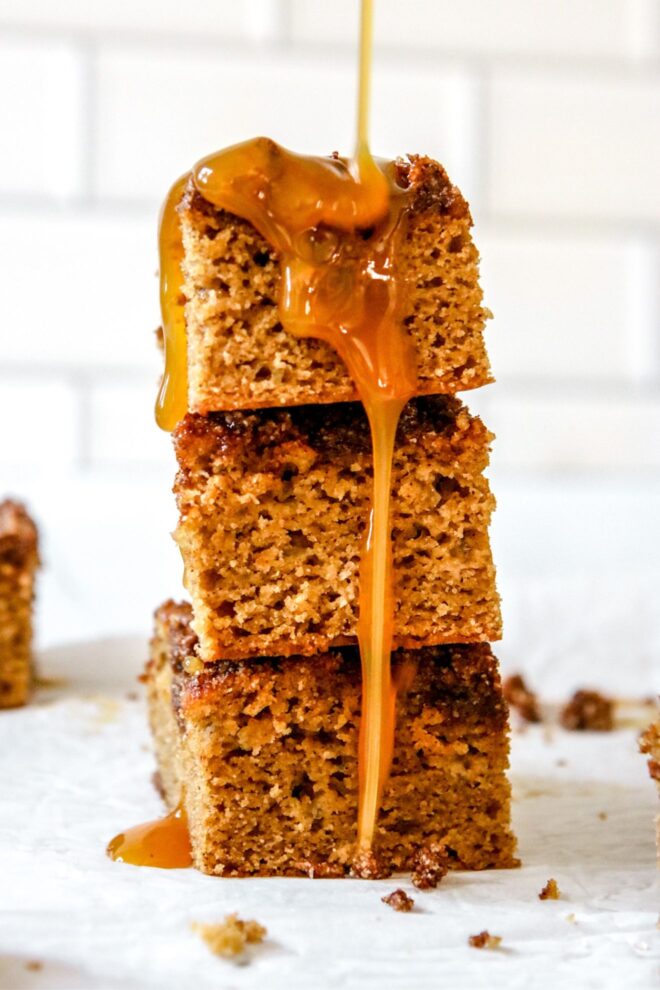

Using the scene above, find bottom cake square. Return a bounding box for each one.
[146,600,517,877]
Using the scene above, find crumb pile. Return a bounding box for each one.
[468,931,501,949]
[503,673,541,724]
[192,914,266,958]
[560,690,614,732]
[539,878,561,900]
[0,501,38,709]
[382,889,415,912]
[146,150,516,877]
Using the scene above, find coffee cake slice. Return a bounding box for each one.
[0,501,38,708]
[179,154,492,414]
[640,714,660,862]
[147,600,517,877]
[174,395,501,663]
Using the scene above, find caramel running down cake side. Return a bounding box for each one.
[178,154,492,415]
[146,601,517,878]
[0,500,39,708]
[173,395,501,663]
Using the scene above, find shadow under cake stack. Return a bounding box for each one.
[147,154,517,877]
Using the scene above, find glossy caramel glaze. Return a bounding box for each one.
[106,802,192,869]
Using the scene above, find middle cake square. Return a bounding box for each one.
[174,395,501,663]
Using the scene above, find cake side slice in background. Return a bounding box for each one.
[639,714,660,863]
[0,500,39,708]
[173,395,501,663]
[146,600,517,877]
[179,155,492,414]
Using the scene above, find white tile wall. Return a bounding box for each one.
[291,0,655,60]
[88,380,173,467]
[94,46,357,203]
[473,388,660,470]
[0,0,659,641]
[0,212,159,367]
[488,70,660,223]
[0,0,283,42]
[0,37,85,200]
[478,230,641,381]
[0,378,79,468]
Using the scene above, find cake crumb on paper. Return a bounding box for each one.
[539,878,561,900]
[351,847,391,880]
[566,913,577,924]
[24,961,43,972]
[503,673,541,723]
[382,889,415,912]
[560,690,614,732]
[411,843,449,889]
[469,931,502,950]
[192,914,266,959]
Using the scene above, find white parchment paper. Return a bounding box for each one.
[0,607,658,990]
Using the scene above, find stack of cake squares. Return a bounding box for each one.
[147,155,517,877]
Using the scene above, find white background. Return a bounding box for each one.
[0,0,659,669]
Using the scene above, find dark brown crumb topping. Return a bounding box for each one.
[411,843,449,889]
[560,690,614,732]
[503,673,541,723]
[393,155,470,220]
[382,889,415,912]
[152,600,507,727]
[174,394,466,466]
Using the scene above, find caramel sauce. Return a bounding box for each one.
[143,0,417,861]
[156,174,189,431]
[106,801,192,869]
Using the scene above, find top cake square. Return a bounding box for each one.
[179,155,492,413]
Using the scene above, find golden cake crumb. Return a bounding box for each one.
[502,673,541,723]
[539,878,561,900]
[192,914,266,958]
[560,690,614,731]
[468,931,502,949]
[24,961,43,972]
[382,889,415,912]
[565,913,577,924]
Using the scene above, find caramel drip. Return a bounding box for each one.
[156,174,189,431]
[151,0,416,857]
[106,801,192,869]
